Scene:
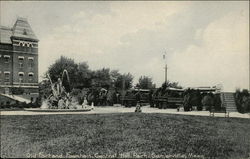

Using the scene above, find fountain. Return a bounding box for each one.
[40,69,91,112]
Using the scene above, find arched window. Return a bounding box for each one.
[18,56,24,60]
[28,57,34,68]
[18,72,24,83]
[4,71,10,83]
[28,72,34,76]
[28,72,34,82]
[4,55,10,63]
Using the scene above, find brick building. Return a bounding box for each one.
[0,17,39,102]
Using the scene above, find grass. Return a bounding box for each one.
[1,113,250,158]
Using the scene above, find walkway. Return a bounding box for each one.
[1,106,250,118]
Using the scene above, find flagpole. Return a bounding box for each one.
[163,52,167,83]
[165,63,167,83]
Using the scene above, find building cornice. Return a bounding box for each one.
[0,49,38,55]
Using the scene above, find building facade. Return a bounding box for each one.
[0,17,39,101]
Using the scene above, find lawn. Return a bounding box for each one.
[1,113,250,158]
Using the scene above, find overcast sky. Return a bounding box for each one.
[1,1,249,91]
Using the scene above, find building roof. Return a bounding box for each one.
[0,17,38,44]
[0,26,13,44]
[12,17,38,41]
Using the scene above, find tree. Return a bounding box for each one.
[161,80,182,89]
[43,56,134,95]
[91,68,112,89]
[47,56,78,90]
[114,73,133,90]
[76,62,92,88]
[110,70,121,86]
[46,56,92,89]
[136,76,155,89]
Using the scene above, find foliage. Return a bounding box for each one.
[214,94,222,111]
[110,70,121,83]
[47,56,78,89]
[10,87,24,95]
[69,88,85,104]
[91,68,112,89]
[44,56,134,93]
[202,94,214,111]
[114,73,134,90]
[190,90,202,108]
[136,76,155,89]
[183,89,202,111]
[235,89,250,113]
[156,81,183,97]
[183,93,191,111]
[162,80,182,89]
[39,79,52,99]
[76,62,92,88]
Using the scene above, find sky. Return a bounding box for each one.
[1,1,249,91]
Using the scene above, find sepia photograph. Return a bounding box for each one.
[0,1,249,158]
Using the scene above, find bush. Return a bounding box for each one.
[242,96,250,112]
[11,87,24,95]
[183,89,202,111]
[70,88,82,96]
[214,94,222,111]
[183,94,191,111]
[235,89,250,113]
[202,95,214,111]
[197,105,203,111]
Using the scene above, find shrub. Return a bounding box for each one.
[214,94,222,111]
[183,89,202,111]
[70,88,82,96]
[183,94,191,111]
[11,87,24,95]
[202,95,214,111]
[235,89,250,113]
[242,96,250,112]
[197,105,203,111]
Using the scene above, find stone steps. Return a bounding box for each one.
[221,92,237,112]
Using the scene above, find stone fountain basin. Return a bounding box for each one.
[25,108,92,112]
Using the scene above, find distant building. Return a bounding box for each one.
[0,17,39,102]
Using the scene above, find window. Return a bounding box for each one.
[28,72,34,82]
[18,56,24,68]
[4,71,10,83]
[28,72,34,76]
[28,57,34,68]
[18,72,24,83]
[18,56,24,60]
[4,55,10,63]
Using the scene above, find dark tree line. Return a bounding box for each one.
[45,56,134,91]
[42,56,158,93]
